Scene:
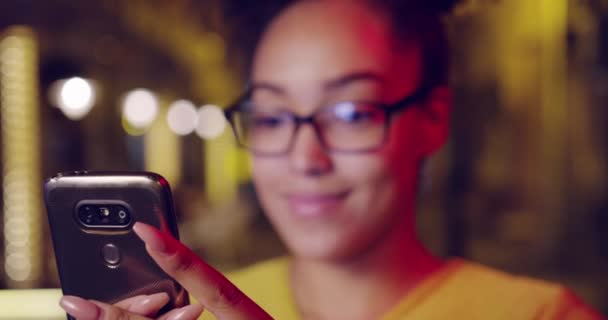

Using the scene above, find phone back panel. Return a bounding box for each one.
[44,172,188,307]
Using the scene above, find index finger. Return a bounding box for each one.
[133,222,272,320]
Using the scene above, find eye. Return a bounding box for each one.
[332,102,383,124]
[253,115,283,128]
[247,112,291,129]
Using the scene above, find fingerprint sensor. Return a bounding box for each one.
[102,243,121,266]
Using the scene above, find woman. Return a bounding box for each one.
[59,0,604,319]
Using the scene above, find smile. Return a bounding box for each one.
[285,191,350,218]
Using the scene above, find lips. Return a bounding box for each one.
[285,191,350,217]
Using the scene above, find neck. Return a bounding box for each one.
[289,206,443,320]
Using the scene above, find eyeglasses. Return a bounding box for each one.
[224,86,430,156]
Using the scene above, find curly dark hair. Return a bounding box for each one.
[221,0,462,87]
[370,0,462,87]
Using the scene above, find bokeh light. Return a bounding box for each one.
[195,104,226,139]
[122,88,159,129]
[167,99,198,136]
[54,77,96,120]
[0,27,43,287]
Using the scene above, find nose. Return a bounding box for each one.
[288,124,333,175]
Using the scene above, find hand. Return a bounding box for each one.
[59,222,272,320]
[59,293,203,320]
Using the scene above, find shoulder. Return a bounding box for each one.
[449,259,564,297]
[436,259,603,319]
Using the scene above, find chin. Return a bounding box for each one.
[282,229,372,262]
[289,245,355,262]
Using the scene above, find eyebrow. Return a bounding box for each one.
[248,71,384,96]
[323,71,385,91]
[249,82,286,96]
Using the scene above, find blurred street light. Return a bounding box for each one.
[50,77,96,120]
[195,104,226,139]
[122,88,159,129]
[167,99,198,136]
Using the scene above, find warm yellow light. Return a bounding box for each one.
[0,26,43,288]
[145,103,181,188]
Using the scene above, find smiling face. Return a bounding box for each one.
[248,1,448,262]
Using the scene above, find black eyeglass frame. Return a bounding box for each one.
[223,85,431,156]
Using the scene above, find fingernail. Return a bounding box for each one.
[129,292,169,314]
[167,304,205,320]
[59,296,100,320]
[133,222,175,254]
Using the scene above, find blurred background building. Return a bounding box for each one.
[0,0,606,314]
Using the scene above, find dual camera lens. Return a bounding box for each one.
[77,203,132,228]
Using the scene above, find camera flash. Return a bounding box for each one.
[100,207,110,217]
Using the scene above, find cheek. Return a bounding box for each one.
[250,157,287,206]
[347,120,422,212]
[383,115,422,180]
[333,155,397,221]
[340,157,387,191]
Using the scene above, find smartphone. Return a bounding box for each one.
[44,171,189,318]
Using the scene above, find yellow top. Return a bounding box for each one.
[0,257,600,319]
[0,288,64,319]
[201,257,603,320]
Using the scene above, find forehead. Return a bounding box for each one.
[251,1,422,96]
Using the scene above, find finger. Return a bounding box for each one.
[133,222,272,320]
[114,294,149,309]
[89,300,153,320]
[60,296,100,320]
[60,295,151,320]
[158,304,204,320]
[116,292,170,317]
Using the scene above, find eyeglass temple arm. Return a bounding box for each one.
[385,85,432,115]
